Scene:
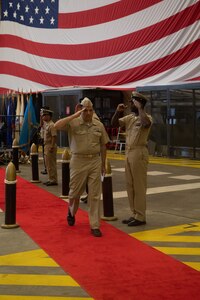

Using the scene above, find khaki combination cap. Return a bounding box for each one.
[40,108,53,116]
[80,97,93,107]
[131,92,148,104]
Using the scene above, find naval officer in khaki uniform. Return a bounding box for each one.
[111,92,152,226]
[41,108,58,186]
[54,97,109,237]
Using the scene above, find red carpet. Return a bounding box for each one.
[1,167,200,300]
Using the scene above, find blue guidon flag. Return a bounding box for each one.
[0,0,200,93]
[19,94,38,153]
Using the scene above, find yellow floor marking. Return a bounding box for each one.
[133,235,200,243]
[154,247,200,255]
[0,249,58,267]
[106,150,200,168]
[107,152,125,161]
[0,297,93,300]
[0,274,79,286]
[131,223,200,272]
[0,249,93,298]
[48,147,200,167]
[149,160,200,169]
[130,222,200,242]
[184,262,200,271]
[0,250,81,287]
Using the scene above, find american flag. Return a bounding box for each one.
[0,0,200,93]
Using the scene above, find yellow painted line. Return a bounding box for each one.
[131,222,200,242]
[107,152,125,161]
[0,274,79,286]
[107,149,200,168]
[0,249,58,267]
[184,262,200,271]
[154,247,200,255]
[149,160,200,169]
[133,235,200,243]
[0,296,93,300]
[131,223,200,272]
[149,157,200,168]
[52,148,200,168]
[0,249,92,298]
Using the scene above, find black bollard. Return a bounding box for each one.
[12,138,20,173]
[60,148,71,199]
[30,143,41,183]
[101,159,118,221]
[1,162,19,229]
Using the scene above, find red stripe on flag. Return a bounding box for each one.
[187,76,200,81]
[58,0,162,28]
[1,2,199,60]
[0,40,199,87]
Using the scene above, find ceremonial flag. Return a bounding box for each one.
[15,92,21,141]
[6,95,15,147]
[19,92,25,128]
[0,94,6,147]
[0,0,200,93]
[0,94,5,123]
[19,95,38,153]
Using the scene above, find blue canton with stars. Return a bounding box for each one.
[1,0,59,28]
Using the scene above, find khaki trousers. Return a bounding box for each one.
[125,147,149,222]
[44,145,57,183]
[68,155,101,229]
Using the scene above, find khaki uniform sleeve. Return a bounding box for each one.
[101,126,110,145]
[50,123,57,137]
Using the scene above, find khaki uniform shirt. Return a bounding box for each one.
[44,120,57,145]
[40,123,45,139]
[67,117,109,154]
[119,114,152,149]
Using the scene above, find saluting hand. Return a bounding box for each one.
[117,103,127,112]
[74,103,82,112]
[74,107,85,118]
[132,99,143,110]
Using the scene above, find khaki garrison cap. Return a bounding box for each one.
[80,97,93,107]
